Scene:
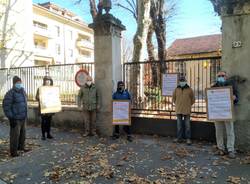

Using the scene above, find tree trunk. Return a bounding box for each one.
[132,0,151,63]
[151,0,167,73]
[130,0,151,106]
[146,22,158,86]
[89,0,97,19]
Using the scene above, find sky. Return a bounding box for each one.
[32,0,221,47]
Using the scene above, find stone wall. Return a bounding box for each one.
[221,3,250,151]
[0,105,84,130]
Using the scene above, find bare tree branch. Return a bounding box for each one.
[116,3,137,20]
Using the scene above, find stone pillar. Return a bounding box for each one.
[89,14,126,136]
[220,2,250,151]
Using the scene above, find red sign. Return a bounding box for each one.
[75,69,89,87]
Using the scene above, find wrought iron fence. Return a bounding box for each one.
[123,57,221,119]
[0,63,95,105]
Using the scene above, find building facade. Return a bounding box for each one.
[33,2,94,65]
[0,1,94,68]
[0,0,34,68]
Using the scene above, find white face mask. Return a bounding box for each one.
[86,81,92,86]
[179,81,187,87]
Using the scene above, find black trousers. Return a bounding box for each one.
[41,115,52,136]
[113,125,131,137]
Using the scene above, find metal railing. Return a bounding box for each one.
[0,63,95,105]
[123,57,221,119]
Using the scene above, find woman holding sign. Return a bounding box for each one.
[36,76,55,140]
[111,81,132,142]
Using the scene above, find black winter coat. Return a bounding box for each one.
[2,87,27,120]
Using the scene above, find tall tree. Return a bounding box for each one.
[89,0,98,19]
[132,0,151,63]
[150,0,167,73]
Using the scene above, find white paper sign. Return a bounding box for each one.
[206,87,233,121]
[39,86,62,114]
[162,73,178,96]
[112,100,131,125]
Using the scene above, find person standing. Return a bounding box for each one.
[36,76,55,140]
[78,76,100,136]
[111,81,132,142]
[173,76,195,145]
[212,71,238,159]
[2,76,28,157]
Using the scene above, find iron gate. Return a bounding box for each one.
[123,57,221,120]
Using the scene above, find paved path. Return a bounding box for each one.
[0,121,250,184]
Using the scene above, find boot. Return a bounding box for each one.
[47,133,54,139]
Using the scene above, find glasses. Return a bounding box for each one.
[217,75,225,77]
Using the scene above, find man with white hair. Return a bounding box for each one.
[212,71,238,159]
[78,75,100,136]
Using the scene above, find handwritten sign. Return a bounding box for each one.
[39,86,62,114]
[162,73,178,96]
[112,100,131,126]
[206,87,233,121]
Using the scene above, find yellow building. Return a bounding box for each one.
[33,2,94,65]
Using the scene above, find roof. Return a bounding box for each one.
[39,2,76,17]
[167,34,222,57]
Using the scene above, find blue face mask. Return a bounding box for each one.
[217,77,225,83]
[15,83,23,89]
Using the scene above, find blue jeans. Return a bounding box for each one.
[176,114,191,139]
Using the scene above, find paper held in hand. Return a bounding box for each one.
[112,100,131,126]
[162,73,178,96]
[39,86,62,114]
[206,87,233,121]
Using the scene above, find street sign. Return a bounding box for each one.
[75,69,89,87]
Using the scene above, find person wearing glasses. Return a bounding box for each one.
[212,71,238,159]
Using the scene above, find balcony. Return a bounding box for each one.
[34,46,52,57]
[33,26,52,39]
[76,40,94,50]
[77,55,93,63]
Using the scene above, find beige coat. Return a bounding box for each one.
[173,86,195,115]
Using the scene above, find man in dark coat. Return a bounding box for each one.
[2,76,28,157]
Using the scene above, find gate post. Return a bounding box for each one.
[214,2,250,151]
[89,12,126,136]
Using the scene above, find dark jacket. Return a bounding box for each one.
[2,87,27,120]
[212,79,239,104]
[112,90,131,100]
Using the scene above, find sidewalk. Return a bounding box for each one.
[0,121,250,184]
[0,179,6,184]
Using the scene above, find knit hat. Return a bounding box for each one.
[179,75,186,82]
[117,81,124,87]
[43,76,53,86]
[13,76,21,84]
